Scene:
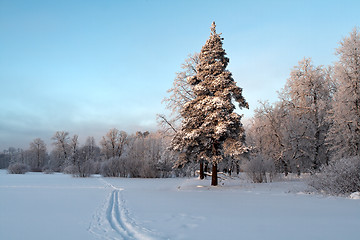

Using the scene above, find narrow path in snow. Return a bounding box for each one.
[89,178,162,240]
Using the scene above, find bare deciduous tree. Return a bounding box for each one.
[51,131,70,170]
[281,58,332,171]
[29,138,47,170]
[327,27,360,158]
[159,52,199,134]
[100,128,128,159]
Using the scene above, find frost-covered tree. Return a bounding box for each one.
[29,138,47,170]
[247,59,332,176]
[281,58,332,171]
[159,53,199,133]
[100,128,128,159]
[73,137,100,177]
[82,136,101,162]
[171,22,249,186]
[0,152,11,169]
[69,134,79,165]
[327,28,360,158]
[51,131,70,170]
[100,131,176,178]
[126,132,162,178]
[159,53,203,177]
[247,101,289,175]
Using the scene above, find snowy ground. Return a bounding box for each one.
[0,170,359,240]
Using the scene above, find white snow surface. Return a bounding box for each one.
[350,192,360,199]
[1,170,359,240]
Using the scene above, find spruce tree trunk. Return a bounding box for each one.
[211,163,218,186]
[199,162,204,180]
[204,162,208,173]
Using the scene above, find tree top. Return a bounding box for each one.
[211,21,216,35]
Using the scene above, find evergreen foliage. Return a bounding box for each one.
[171,22,249,185]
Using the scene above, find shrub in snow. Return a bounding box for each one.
[7,163,30,174]
[92,161,101,174]
[101,157,124,177]
[139,160,158,178]
[63,162,94,177]
[242,154,276,183]
[42,166,54,174]
[76,160,95,177]
[63,165,77,175]
[309,157,360,195]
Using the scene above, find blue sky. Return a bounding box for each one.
[1,0,359,150]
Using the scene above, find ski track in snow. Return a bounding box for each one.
[89,178,163,240]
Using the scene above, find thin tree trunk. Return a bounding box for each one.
[282,158,288,177]
[313,91,321,171]
[211,163,218,186]
[37,149,40,168]
[199,162,204,180]
[296,164,301,177]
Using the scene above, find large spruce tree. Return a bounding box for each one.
[171,22,248,186]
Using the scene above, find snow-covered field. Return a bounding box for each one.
[0,170,359,240]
